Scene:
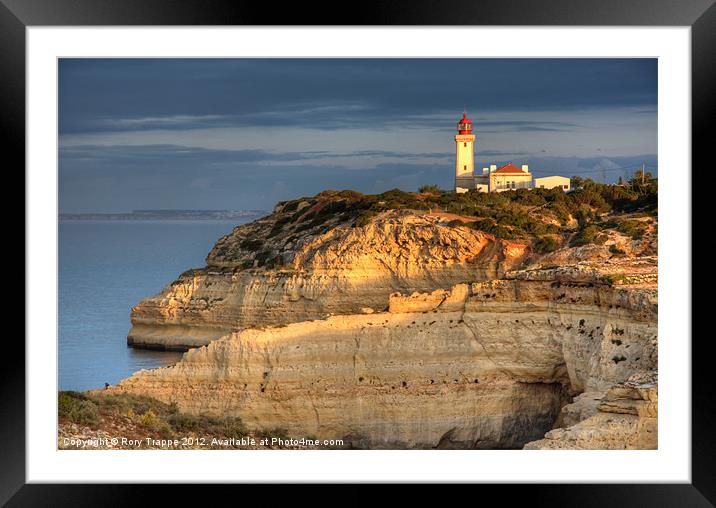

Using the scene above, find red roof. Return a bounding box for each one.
[493,163,528,174]
[457,113,473,134]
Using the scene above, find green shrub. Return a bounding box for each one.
[166,413,203,432]
[528,222,560,236]
[354,210,377,227]
[165,413,247,437]
[254,250,276,267]
[609,244,626,256]
[418,184,442,195]
[281,200,300,213]
[534,236,560,253]
[135,409,173,436]
[261,427,290,439]
[617,219,649,239]
[58,391,101,428]
[465,219,523,239]
[570,224,608,247]
[602,273,627,285]
[335,189,364,199]
[138,409,159,427]
[93,392,175,417]
[215,417,248,438]
[239,238,263,251]
[548,203,572,224]
[267,217,292,237]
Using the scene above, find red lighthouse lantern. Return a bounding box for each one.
[457,113,473,134]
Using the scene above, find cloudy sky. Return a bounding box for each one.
[59,58,657,213]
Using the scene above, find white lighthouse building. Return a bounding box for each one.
[454,113,476,192]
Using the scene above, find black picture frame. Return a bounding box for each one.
[5,0,711,501]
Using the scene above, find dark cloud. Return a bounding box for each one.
[480,120,577,128]
[59,144,452,167]
[478,150,532,157]
[59,58,657,135]
[60,144,326,165]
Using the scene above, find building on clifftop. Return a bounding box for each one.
[453,113,570,193]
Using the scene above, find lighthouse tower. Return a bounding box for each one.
[454,113,476,193]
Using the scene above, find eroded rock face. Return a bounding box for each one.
[112,279,657,449]
[128,212,529,350]
[524,372,658,449]
[119,202,658,449]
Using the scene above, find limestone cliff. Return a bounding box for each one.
[118,188,658,449]
[128,209,529,349]
[112,276,657,449]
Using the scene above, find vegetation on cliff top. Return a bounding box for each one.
[58,391,290,446]
[283,172,655,240]
[211,172,657,268]
[282,171,655,229]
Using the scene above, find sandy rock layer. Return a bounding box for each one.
[112,279,657,449]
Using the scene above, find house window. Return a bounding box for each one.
[464,142,467,147]
[563,184,568,189]
[464,165,467,171]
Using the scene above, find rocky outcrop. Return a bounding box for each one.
[112,276,657,449]
[128,211,529,349]
[538,216,657,265]
[525,372,657,449]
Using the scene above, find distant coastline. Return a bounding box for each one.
[60,209,267,221]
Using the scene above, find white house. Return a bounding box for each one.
[533,175,571,191]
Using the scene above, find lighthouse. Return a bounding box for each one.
[454,113,476,193]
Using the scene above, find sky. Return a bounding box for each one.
[59,58,657,213]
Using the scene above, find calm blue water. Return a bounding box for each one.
[59,220,245,391]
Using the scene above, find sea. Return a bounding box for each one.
[59,219,248,391]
